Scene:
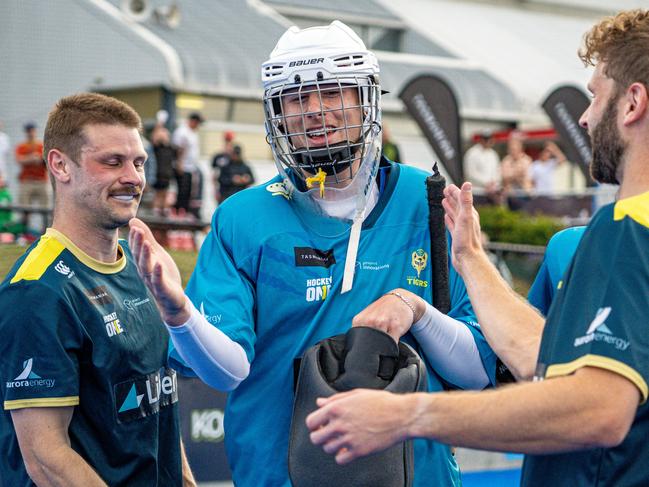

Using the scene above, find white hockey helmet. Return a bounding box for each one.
[262,21,382,189]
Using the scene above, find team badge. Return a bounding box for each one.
[406,249,429,288]
[411,249,428,277]
[266,182,291,200]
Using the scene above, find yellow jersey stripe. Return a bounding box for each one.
[10,236,65,284]
[546,354,648,403]
[4,396,80,410]
[614,190,649,229]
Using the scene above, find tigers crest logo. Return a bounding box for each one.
[411,249,428,277]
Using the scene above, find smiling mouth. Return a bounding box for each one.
[304,128,343,148]
[110,193,140,202]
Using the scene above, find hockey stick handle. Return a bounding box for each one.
[426,163,450,314]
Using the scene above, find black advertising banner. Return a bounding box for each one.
[542,85,594,185]
[178,376,231,481]
[399,75,463,184]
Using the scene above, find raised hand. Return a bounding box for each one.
[128,218,190,325]
[442,182,484,274]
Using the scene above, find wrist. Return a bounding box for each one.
[164,296,192,327]
[403,393,435,440]
[390,289,425,323]
[454,246,487,276]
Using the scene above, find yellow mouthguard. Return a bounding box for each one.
[305,168,327,198]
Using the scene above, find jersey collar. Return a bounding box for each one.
[45,228,126,274]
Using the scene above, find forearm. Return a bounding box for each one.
[411,303,489,389]
[27,444,106,487]
[458,252,543,380]
[406,368,635,453]
[167,301,250,391]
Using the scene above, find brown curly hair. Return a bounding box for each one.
[579,10,649,93]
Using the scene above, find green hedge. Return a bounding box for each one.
[0,245,199,285]
[477,206,564,246]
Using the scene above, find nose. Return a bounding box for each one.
[304,92,322,115]
[120,161,145,188]
[578,106,589,129]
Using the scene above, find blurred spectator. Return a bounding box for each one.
[500,133,532,192]
[212,130,236,169]
[530,141,567,193]
[151,110,177,214]
[464,131,500,192]
[0,121,10,185]
[172,112,204,219]
[212,130,236,201]
[381,123,401,162]
[15,122,49,207]
[217,145,255,203]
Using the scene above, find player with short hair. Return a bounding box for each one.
[307,10,649,487]
[130,21,497,486]
[0,93,193,486]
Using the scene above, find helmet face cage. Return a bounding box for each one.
[264,75,381,186]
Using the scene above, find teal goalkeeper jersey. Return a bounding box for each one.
[171,161,497,487]
[0,229,181,487]
[528,226,586,316]
[522,191,649,487]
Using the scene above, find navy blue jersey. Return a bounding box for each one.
[172,161,497,487]
[522,191,649,486]
[0,229,181,487]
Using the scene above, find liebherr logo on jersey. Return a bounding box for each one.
[55,260,75,279]
[305,276,332,302]
[574,307,630,351]
[6,358,55,389]
[114,368,178,423]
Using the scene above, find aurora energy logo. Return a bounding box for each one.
[574,307,630,351]
[6,358,55,389]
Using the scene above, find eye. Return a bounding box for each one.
[283,93,304,105]
[321,90,339,98]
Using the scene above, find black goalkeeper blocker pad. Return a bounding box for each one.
[288,326,428,487]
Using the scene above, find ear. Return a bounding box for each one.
[47,149,72,185]
[621,82,648,127]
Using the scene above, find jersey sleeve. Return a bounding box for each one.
[169,207,257,375]
[0,283,83,410]
[544,217,649,402]
[446,238,497,386]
